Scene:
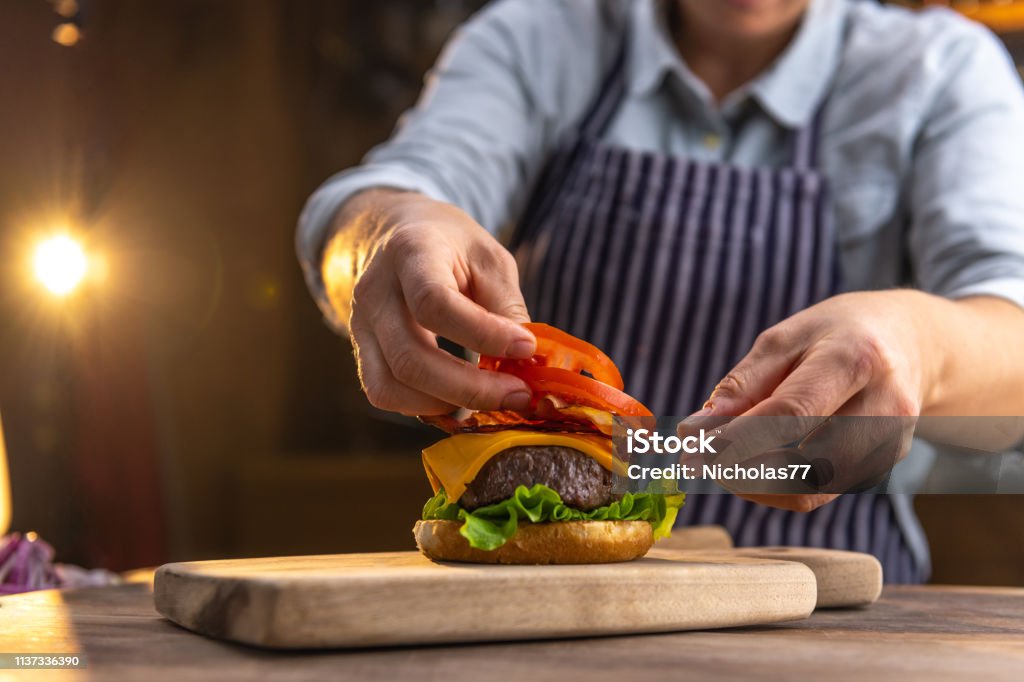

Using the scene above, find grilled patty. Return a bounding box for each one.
[460,445,615,511]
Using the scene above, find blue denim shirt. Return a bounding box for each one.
[298,0,1024,332]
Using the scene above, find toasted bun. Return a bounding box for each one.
[413,519,653,564]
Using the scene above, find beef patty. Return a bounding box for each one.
[460,445,615,511]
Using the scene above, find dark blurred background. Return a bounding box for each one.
[0,0,1022,585]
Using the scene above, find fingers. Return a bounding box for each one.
[368,284,533,411]
[744,337,877,419]
[350,214,540,414]
[468,245,532,324]
[396,250,535,359]
[676,335,880,503]
[703,326,802,416]
[350,323,458,416]
[704,335,872,452]
[703,356,869,472]
[792,407,916,493]
[736,493,840,513]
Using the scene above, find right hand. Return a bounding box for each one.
[343,191,537,416]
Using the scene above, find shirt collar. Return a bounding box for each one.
[627,0,847,129]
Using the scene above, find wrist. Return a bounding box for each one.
[849,289,944,415]
[891,289,949,414]
[331,187,423,253]
[320,188,425,325]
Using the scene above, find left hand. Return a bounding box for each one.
[680,291,929,512]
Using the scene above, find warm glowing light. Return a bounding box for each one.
[52,22,80,47]
[54,0,79,19]
[34,235,88,296]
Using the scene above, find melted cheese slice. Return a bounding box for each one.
[422,431,621,503]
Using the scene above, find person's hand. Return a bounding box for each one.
[337,191,537,416]
[680,291,931,512]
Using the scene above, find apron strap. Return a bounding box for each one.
[578,40,631,140]
[512,38,630,249]
[790,93,830,171]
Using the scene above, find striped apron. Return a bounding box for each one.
[511,43,926,583]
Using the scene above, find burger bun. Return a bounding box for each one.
[413,519,653,564]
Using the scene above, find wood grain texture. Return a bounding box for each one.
[649,546,883,608]
[733,547,882,608]
[153,551,816,648]
[652,524,734,550]
[2,584,1024,681]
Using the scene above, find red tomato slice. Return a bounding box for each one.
[505,365,652,417]
[477,323,646,414]
[479,323,624,390]
[526,323,624,389]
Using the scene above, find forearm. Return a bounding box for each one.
[921,293,1024,417]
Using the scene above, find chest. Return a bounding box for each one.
[591,89,910,279]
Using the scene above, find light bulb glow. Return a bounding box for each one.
[33,235,88,296]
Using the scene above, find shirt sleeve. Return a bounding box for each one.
[295,0,607,326]
[908,21,1024,309]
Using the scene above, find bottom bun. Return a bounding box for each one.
[413,519,653,564]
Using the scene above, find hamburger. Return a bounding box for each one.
[414,323,684,564]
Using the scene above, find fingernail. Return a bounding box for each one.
[680,406,713,427]
[505,338,535,359]
[501,391,533,412]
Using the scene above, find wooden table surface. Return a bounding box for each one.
[1,582,1022,681]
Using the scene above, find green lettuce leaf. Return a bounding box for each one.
[422,484,686,551]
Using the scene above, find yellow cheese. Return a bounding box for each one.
[422,431,620,503]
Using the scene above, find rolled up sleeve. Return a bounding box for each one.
[908,23,1024,309]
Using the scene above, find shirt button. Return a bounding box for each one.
[702,133,721,151]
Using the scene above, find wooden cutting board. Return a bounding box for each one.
[650,546,882,609]
[652,528,884,609]
[155,550,817,649]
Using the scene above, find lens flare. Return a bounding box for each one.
[33,235,88,296]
